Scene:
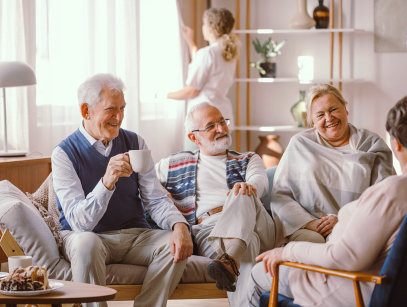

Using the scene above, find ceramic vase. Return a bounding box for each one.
[290,90,307,127]
[290,0,316,29]
[259,62,277,78]
[254,135,284,168]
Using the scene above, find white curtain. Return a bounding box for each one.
[33,0,139,155]
[1,0,187,159]
[0,0,33,152]
[137,0,187,161]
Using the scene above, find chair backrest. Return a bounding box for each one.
[369,213,407,307]
[260,166,277,214]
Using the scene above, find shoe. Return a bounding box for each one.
[206,253,240,292]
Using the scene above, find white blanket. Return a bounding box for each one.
[271,124,395,237]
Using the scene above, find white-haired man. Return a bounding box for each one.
[52,73,193,307]
[155,102,277,306]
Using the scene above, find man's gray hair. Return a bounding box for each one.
[184,102,213,133]
[77,73,125,107]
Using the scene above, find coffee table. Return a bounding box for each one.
[0,279,116,307]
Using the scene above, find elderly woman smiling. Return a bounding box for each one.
[271,84,395,245]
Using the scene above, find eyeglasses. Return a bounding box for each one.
[191,119,230,133]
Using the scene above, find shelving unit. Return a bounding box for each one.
[233,0,362,151]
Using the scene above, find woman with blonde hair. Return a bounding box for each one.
[247,96,407,307]
[167,7,239,129]
[270,83,395,245]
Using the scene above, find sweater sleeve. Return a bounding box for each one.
[282,176,406,272]
[245,154,268,198]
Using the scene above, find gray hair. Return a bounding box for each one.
[386,96,407,148]
[305,83,348,126]
[77,73,125,107]
[184,102,213,133]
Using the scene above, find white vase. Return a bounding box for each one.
[290,0,316,29]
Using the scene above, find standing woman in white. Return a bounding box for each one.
[167,8,239,148]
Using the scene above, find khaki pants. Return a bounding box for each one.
[192,192,277,307]
[61,228,186,307]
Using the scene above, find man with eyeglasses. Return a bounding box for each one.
[155,102,277,307]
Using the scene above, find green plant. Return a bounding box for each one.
[250,37,286,74]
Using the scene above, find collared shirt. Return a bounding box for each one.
[52,122,186,232]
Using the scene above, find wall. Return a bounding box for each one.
[213,0,406,159]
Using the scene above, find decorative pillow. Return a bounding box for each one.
[26,173,63,250]
[0,180,71,280]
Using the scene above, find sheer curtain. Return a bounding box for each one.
[0,0,34,152]
[2,0,186,159]
[137,0,187,161]
[33,0,139,155]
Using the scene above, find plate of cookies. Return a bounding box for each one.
[0,266,63,296]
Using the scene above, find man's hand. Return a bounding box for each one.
[170,223,193,263]
[316,215,338,237]
[102,153,133,190]
[228,182,257,197]
[256,247,284,277]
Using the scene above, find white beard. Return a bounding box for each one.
[198,133,232,155]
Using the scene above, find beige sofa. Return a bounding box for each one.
[0,176,226,300]
[0,167,275,301]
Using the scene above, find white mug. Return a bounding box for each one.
[8,255,33,272]
[128,149,151,173]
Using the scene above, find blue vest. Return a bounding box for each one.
[56,128,150,232]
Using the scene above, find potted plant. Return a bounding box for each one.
[250,37,286,78]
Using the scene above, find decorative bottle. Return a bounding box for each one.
[290,90,307,127]
[290,0,316,29]
[313,0,330,29]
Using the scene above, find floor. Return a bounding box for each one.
[108,299,230,307]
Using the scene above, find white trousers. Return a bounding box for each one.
[192,192,277,307]
[61,228,186,307]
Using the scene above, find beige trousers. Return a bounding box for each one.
[192,192,277,307]
[61,228,186,307]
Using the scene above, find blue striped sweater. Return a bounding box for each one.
[164,150,254,225]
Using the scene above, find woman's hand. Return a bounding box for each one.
[181,25,194,43]
[255,247,284,277]
[180,25,198,58]
[316,215,338,237]
[305,215,338,237]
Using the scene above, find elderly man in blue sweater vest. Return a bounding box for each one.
[155,102,277,307]
[52,74,193,307]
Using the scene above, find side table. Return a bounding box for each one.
[0,279,116,307]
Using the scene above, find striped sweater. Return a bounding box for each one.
[164,150,254,225]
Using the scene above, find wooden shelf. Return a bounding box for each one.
[234,125,306,132]
[235,78,363,83]
[234,28,364,34]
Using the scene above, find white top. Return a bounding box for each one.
[155,152,268,218]
[52,123,184,232]
[186,42,236,124]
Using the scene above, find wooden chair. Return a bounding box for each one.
[260,213,407,307]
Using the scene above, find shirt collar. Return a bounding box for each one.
[79,121,113,157]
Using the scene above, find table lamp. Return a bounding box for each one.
[0,61,36,157]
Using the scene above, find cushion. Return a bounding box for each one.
[0,179,217,285]
[0,180,71,281]
[26,173,63,249]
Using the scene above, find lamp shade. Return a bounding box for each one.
[0,61,36,88]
